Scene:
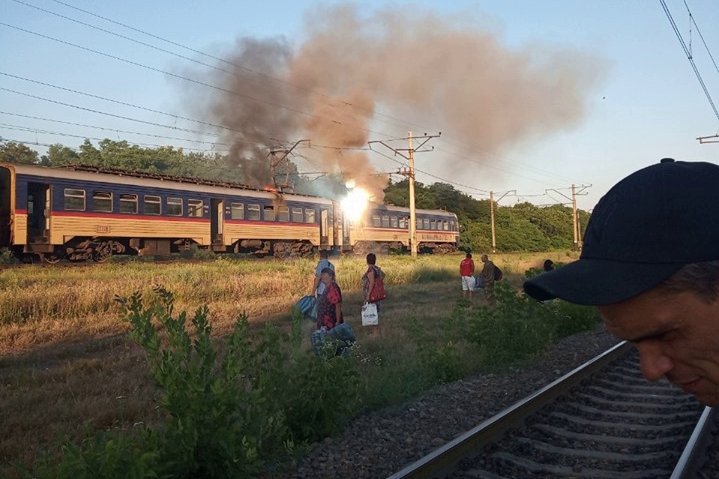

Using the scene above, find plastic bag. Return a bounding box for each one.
[295,295,316,318]
[361,302,379,326]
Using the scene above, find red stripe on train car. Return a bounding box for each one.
[225,220,320,228]
[49,211,209,223]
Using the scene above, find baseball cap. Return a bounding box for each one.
[523,159,719,305]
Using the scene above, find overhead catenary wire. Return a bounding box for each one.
[42,0,434,134]
[0,123,229,153]
[9,1,589,190]
[660,0,719,121]
[0,22,394,140]
[0,111,234,147]
[0,5,592,201]
[682,0,719,78]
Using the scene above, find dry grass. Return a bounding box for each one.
[0,251,575,475]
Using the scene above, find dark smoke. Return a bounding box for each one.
[196,3,606,200]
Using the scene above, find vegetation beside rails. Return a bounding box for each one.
[4,264,599,478]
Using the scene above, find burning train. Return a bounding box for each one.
[0,163,459,263]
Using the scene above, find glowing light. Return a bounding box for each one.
[341,187,370,223]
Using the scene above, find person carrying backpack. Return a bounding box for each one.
[480,254,497,306]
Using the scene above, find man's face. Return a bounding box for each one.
[597,288,719,405]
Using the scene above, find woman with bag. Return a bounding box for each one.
[362,253,386,326]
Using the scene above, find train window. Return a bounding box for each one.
[64,188,86,211]
[188,199,203,218]
[167,197,182,216]
[278,206,289,222]
[248,204,260,220]
[230,202,244,220]
[119,194,138,214]
[264,205,275,221]
[424,218,431,229]
[372,214,380,227]
[430,219,437,230]
[291,207,303,223]
[93,191,112,213]
[399,217,407,228]
[144,195,161,215]
[381,215,390,228]
[443,221,449,231]
[390,216,398,228]
[305,208,316,223]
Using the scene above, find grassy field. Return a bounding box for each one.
[0,250,581,476]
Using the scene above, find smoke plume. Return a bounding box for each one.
[196,3,605,200]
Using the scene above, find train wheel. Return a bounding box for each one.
[92,244,113,262]
[92,250,111,263]
[40,252,62,264]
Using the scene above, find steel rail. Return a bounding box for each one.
[387,341,633,479]
[670,406,716,479]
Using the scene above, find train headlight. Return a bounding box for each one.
[341,187,370,223]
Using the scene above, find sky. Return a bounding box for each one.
[1,0,718,211]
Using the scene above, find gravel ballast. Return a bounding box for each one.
[282,325,620,478]
[277,324,719,479]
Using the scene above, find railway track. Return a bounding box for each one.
[389,342,716,479]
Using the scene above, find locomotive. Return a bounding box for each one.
[0,163,459,263]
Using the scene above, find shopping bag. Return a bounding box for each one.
[361,302,379,326]
[295,295,316,317]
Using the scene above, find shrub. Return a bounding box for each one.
[466,282,599,367]
[25,288,362,478]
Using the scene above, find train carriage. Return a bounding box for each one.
[0,163,459,262]
[346,204,459,254]
[0,163,335,262]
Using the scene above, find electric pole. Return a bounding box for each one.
[268,139,310,192]
[489,190,515,253]
[369,132,440,258]
[408,132,417,259]
[546,184,590,250]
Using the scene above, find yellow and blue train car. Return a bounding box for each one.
[347,204,459,254]
[0,163,336,262]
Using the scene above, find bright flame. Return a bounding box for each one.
[341,187,370,223]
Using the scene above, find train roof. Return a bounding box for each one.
[374,204,457,217]
[2,163,333,205]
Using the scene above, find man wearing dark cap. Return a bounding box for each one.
[524,159,719,406]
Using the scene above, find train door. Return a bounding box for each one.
[342,211,351,248]
[27,182,50,243]
[0,168,11,248]
[210,198,223,245]
[320,208,329,247]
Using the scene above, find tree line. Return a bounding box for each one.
[0,139,589,252]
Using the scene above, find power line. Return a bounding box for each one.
[0,86,261,143]
[0,22,393,140]
[660,0,719,121]
[44,0,433,134]
[682,0,719,78]
[0,123,228,153]
[0,71,280,143]
[0,111,233,147]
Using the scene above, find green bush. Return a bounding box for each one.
[466,282,599,367]
[26,288,362,478]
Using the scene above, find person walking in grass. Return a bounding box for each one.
[362,253,385,337]
[460,252,475,304]
[480,254,496,305]
[311,249,334,297]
